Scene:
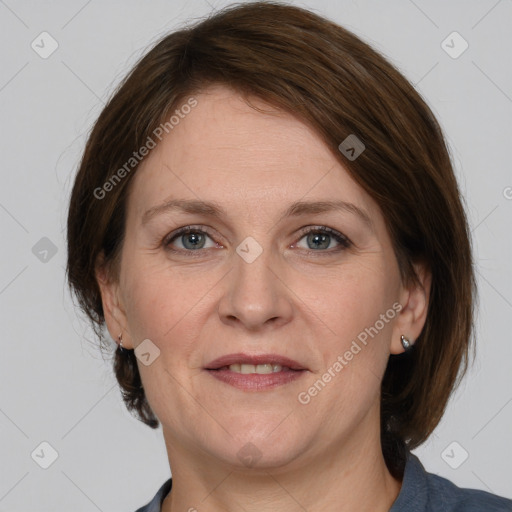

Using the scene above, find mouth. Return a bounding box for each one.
[214,363,296,374]
[205,353,307,371]
[204,353,308,391]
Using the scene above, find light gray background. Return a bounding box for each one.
[0,0,511,510]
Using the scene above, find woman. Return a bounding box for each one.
[66,2,512,511]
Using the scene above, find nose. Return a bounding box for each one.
[217,242,294,332]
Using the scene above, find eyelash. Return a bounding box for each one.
[162,225,351,257]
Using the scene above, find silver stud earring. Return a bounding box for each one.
[401,335,412,351]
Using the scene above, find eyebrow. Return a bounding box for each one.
[141,198,374,231]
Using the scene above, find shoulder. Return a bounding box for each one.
[133,478,172,512]
[391,451,512,511]
[425,471,512,511]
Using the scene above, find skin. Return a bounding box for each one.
[96,85,430,511]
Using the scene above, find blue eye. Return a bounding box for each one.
[294,226,350,251]
[164,226,218,252]
[163,225,351,256]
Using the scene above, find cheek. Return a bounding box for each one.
[119,252,177,343]
[300,264,398,409]
[296,265,396,421]
[119,257,205,416]
[299,260,394,340]
[120,253,215,350]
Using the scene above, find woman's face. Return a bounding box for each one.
[100,85,424,471]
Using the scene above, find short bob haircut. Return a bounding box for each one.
[66,1,475,479]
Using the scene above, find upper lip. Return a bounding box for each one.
[205,353,307,371]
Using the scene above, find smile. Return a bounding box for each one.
[205,366,307,391]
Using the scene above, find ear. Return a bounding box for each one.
[390,262,431,355]
[95,252,133,349]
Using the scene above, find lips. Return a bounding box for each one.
[205,353,307,371]
[205,353,308,391]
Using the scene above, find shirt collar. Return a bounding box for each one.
[389,450,428,511]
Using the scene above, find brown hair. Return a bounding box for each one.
[66,1,475,479]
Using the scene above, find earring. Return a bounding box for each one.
[401,335,413,351]
[118,333,125,352]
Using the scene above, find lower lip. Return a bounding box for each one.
[205,368,307,391]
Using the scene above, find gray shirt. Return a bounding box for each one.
[134,451,512,511]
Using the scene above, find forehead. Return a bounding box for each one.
[127,85,378,222]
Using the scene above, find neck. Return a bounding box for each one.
[161,408,402,512]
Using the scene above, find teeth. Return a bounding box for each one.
[228,363,283,374]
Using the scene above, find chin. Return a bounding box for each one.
[204,420,306,471]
